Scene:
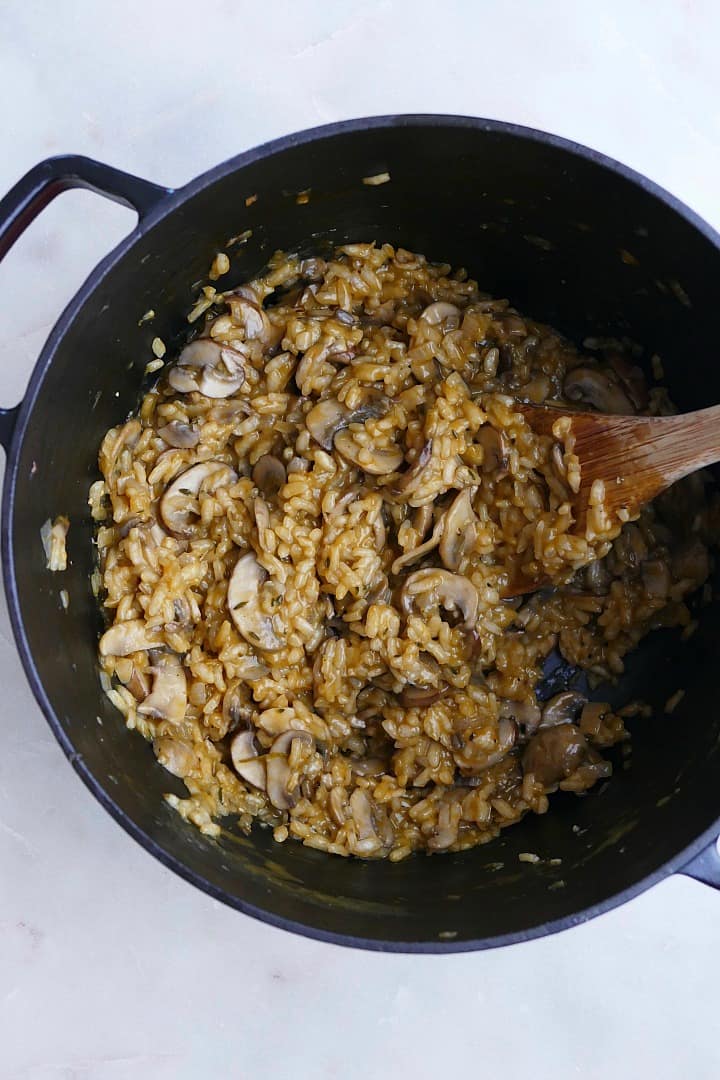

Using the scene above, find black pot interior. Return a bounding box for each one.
[10,119,720,948]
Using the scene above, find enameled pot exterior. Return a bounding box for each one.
[1,117,719,952]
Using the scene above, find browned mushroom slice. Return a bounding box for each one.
[522,722,607,788]
[439,488,478,570]
[391,518,444,575]
[305,392,393,452]
[391,441,433,501]
[266,730,314,810]
[157,421,201,449]
[168,339,246,398]
[227,552,283,651]
[401,568,479,629]
[333,429,404,475]
[99,619,164,657]
[252,454,286,497]
[540,690,587,728]
[498,698,542,738]
[154,737,197,779]
[230,730,267,790]
[226,295,273,344]
[348,788,387,853]
[477,426,509,475]
[563,366,633,414]
[427,800,460,851]
[222,681,254,733]
[399,683,448,708]
[138,654,187,723]
[159,461,236,537]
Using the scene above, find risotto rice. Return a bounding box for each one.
[90,243,714,859]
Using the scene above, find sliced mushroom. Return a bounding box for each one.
[564,366,633,414]
[138,654,187,723]
[349,788,381,848]
[266,729,314,810]
[256,707,298,737]
[159,461,237,536]
[391,518,444,575]
[399,683,449,708]
[412,504,434,541]
[126,666,151,702]
[328,786,348,826]
[99,619,163,657]
[420,301,461,328]
[230,730,266,790]
[477,426,509,475]
[252,454,286,497]
[391,440,433,500]
[154,737,197,779]
[333,429,404,475]
[427,800,460,851]
[226,296,272,343]
[541,690,587,729]
[168,339,246,399]
[157,421,201,449]
[222,682,254,734]
[305,399,348,451]
[484,716,518,768]
[305,392,392,452]
[578,701,611,740]
[522,723,592,787]
[401,568,479,629]
[439,488,478,570]
[498,698,542,738]
[228,552,283,651]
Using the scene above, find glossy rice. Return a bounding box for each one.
[90,243,714,859]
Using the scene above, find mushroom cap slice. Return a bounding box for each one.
[306,398,348,451]
[99,619,164,657]
[333,429,404,474]
[439,488,478,571]
[477,426,509,475]
[228,552,283,651]
[154,737,197,778]
[168,339,246,399]
[391,517,444,575]
[540,690,587,729]
[157,421,200,449]
[305,392,393,452]
[401,568,479,629]
[159,461,237,536]
[230,730,266,790]
[252,454,286,497]
[226,296,272,343]
[266,729,314,810]
[138,654,187,723]
[563,366,633,414]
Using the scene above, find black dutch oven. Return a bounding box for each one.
[1,116,719,952]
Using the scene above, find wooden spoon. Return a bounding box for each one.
[503,402,720,596]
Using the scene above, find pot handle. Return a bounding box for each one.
[679,839,720,890]
[0,154,173,450]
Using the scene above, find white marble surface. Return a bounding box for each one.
[1,1,720,1077]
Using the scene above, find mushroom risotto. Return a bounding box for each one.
[91,243,714,859]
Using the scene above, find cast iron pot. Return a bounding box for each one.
[1,116,719,953]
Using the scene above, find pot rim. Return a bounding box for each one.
[4,113,720,952]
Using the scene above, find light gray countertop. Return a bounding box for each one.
[1,2,719,1077]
